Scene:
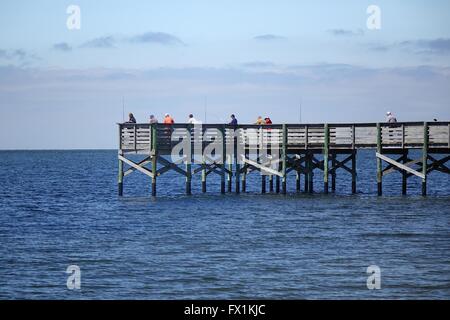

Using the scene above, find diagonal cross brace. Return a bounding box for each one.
[157,156,187,177]
[119,155,154,178]
[329,154,353,175]
[376,152,425,179]
[123,156,151,176]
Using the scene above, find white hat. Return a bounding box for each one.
[165,113,169,117]
[386,111,392,115]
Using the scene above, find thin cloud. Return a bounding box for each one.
[53,42,72,52]
[242,61,276,68]
[128,32,185,46]
[0,49,26,60]
[368,44,390,52]
[62,31,185,50]
[367,38,450,55]
[253,34,286,41]
[80,36,116,49]
[400,38,450,55]
[0,48,40,65]
[328,29,364,36]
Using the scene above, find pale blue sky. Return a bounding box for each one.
[1,0,450,148]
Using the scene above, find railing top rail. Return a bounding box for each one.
[118,121,450,127]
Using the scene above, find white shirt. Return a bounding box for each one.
[188,117,201,124]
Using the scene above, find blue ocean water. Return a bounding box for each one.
[0,150,449,299]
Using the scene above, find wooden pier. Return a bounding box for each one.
[117,122,450,196]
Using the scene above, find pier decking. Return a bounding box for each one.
[118,122,450,196]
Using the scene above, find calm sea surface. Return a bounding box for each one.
[0,150,449,299]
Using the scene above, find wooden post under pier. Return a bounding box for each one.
[118,124,124,196]
[402,150,408,195]
[281,124,288,194]
[151,124,157,197]
[422,122,428,196]
[331,153,336,192]
[304,153,310,193]
[227,155,233,193]
[201,155,207,193]
[220,125,226,194]
[242,165,247,193]
[351,150,357,194]
[118,153,124,196]
[308,152,314,193]
[323,124,329,194]
[376,123,382,196]
[234,130,240,194]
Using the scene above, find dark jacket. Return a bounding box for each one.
[127,115,136,123]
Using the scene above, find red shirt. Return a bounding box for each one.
[163,116,174,124]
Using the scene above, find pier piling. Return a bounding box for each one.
[282,124,287,194]
[151,124,157,197]
[351,150,357,194]
[235,133,240,194]
[118,125,124,196]
[308,153,314,193]
[201,156,207,193]
[118,155,124,196]
[323,124,329,194]
[304,154,310,193]
[331,153,336,192]
[186,162,192,195]
[220,125,226,194]
[402,150,408,195]
[376,123,382,196]
[422,122,428,196]
[227,155,233,193]
[296,171,301,192]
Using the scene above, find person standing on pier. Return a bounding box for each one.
[149,115,158,124]
[229,114,238,126]
[264,117,273,125]
[188,114,201,124]
[126,113,136,123]
[163,113,175,124]
[386,111,397,123]
[255,116,265,125]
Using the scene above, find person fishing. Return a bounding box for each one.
[386,111,397,123]
[255,116,265,125]
[163,113,175,124]
[229,114,238,126]
[125,113,136,123]
[149,115,158,124]
[188,114,201,124]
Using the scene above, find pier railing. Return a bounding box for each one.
[119,122,450,154]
